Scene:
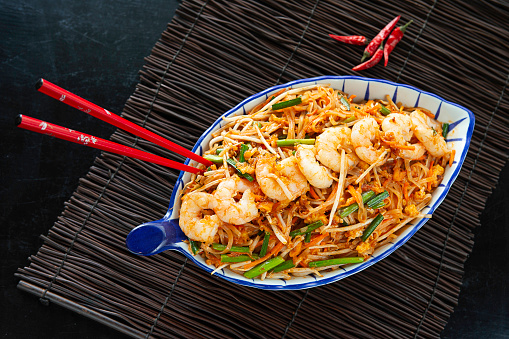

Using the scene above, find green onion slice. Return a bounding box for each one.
[244,256,285,278]
[366,191,389,209]
[380,105,391,116]
[272,260,295,273]
[276,139,315,147]
[272,97,302,110]
[220,254,259,263]
[190,240,201,255]
[361,214,384,241]
[341,116,356,124]
[338,190,376,218]
[289,220,324,238]
[239,143,250,163]
[442,123,450,138]
[308,257,364,268]
[305,232,312,243]
[338,93,351,111]
[226,158,254,181]
[212,243,250,253]
[259,232,270,257]
[203,154,223,164]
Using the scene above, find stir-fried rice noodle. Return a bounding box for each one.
[179,84,451,280]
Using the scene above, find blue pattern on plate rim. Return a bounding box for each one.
[364,83,370,101]
[414,92,421,108]
[159,76,474,290]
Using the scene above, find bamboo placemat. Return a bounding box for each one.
[16,0,509,337]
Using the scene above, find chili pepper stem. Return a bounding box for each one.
[361,51,371,62]
[399,19,413,33]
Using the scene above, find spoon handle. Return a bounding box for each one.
[126,218,186,256]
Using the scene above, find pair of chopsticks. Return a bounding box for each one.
[16,79,212,174]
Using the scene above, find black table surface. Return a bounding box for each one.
[1,1,508,337]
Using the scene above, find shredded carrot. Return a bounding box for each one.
[243,242,284,269]
[251,88,286,112]
[304,232,329,249]
[366,103,381,114]
[347,185,360,204]
[309,186,320,200]
[449,150,456,167]
[403,182,409,201]
[289,242,302,258]
[427,160,434,191]
[418,107,435,119]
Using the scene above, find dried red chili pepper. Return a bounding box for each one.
[384,20,413,66]
[361,15,400,62]
[353,43,384,71]
[328,34,368,45]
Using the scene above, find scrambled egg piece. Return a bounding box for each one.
[393,167,406,182]
[236,162,255,175]
[356,241,372,254]
[257,201,274,213]
[345,228,363,242]
[429,164,445,188]
[404,204,419,217]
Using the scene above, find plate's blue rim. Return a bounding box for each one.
[163,75,475,290]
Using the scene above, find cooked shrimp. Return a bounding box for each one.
[295,144,333,189]
[382,113,426,160]
[315,126,360,172]
[255,155,309,202]
[179,192,221,243]
[213,175,259,225]
[410,110,449,157]
[351,117,385,164]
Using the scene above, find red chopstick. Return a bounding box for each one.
[16,115,203,175]
[36,78,213,167]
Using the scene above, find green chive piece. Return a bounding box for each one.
[226,158,254,181]
[442,123,450,138]
[369,201,386,210]
[259,232,270,257]
[305,232,312,243]
[272,259,295,273]
[292,150,296,155]
[380,105,391,116]
[220,254,259,263]
[212,243,250,253]
[215,148,224,155]
[361,214,384,241]
[244,256,285,278]
[366,191,389,209]
[272,97,302,110]
[308,257,364,268]
[338,93,351,111]
[338,190,376,218]
[203,154,224,164]
[190,240,201,255]
[276,139,315,147]
[289,220,324,238]
[239,144,250,163]
[258,122,262,129]
[341,116,356,124]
